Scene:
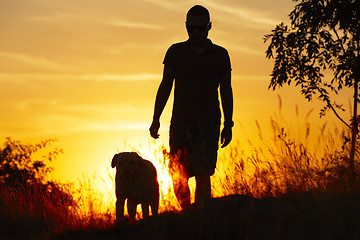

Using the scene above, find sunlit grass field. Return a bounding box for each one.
[1,109,359,239]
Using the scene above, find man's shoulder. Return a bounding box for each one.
[209,42,229,55]
[168,41,188,51]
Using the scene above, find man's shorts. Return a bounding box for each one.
[169,119,220,178]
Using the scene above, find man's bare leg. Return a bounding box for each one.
[195,175,211,206]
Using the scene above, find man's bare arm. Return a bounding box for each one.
[149,65,175,139]
[219,71,233,147]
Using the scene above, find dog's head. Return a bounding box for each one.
[111,152,142,169]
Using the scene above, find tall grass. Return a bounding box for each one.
[0,179,75,238]
[213,106,358,198]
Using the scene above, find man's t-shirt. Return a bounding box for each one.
[163,39,232,123]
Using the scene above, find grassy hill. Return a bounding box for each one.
[52,192,360,240]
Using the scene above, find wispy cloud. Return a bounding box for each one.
[25,13,81,22]
[27,12,165,31]
[233,74,270,82]
[0,52,78,72]
[141,0,185,12]
[77,121,151,132]
[227,44,264,56]
[205,1,279,27]
[0,73,162,83]
[82,73,162,81]
[109,20,165,30]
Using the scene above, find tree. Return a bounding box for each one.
[264,0,360,184]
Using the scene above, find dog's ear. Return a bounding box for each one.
[111,154,119,168]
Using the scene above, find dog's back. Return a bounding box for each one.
[127,158,159,203]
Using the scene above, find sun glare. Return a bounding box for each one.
[79,140,188,219]
[134,141,187,212]
[78,132,251,219]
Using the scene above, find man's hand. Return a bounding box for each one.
[149,120,160,139]
[220,125,232,148]
[219,71,233,148]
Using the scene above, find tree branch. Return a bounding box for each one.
[314,84,351,129]
[332,27,347,53]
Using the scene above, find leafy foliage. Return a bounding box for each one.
[264,0,360,126]
[0,137,62,186]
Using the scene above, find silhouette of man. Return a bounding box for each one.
[149,5,233,210]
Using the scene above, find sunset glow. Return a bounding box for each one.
[0,0,352,208]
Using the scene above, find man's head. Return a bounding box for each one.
[186,5,211,45]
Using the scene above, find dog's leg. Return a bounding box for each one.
[127,199,137,220]
[141,203,149,218]
[150,188,159,215]
[116,197,126,223]
[150,202,158,216]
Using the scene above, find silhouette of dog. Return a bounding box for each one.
[111,152,159,221]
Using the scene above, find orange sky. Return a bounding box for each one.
[0,0,352,193]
